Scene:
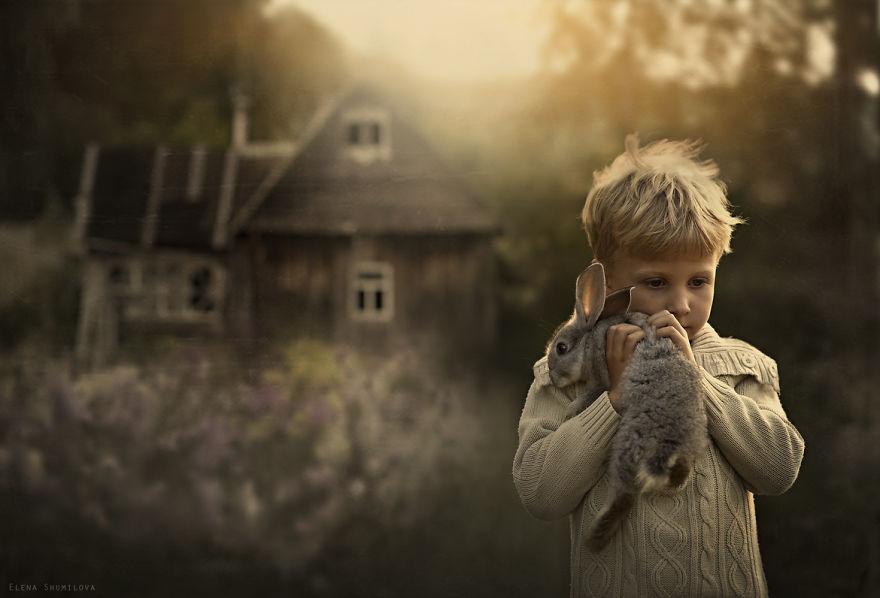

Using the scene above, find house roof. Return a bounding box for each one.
[79,145,299,252]
[76,84,496,252]
[153,148,227,248]
[243,86,497,236]
[86,147,155,246]
[246,173,495,235]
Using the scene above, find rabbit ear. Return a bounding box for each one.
[600,286,633,319]
[575,262,607,329]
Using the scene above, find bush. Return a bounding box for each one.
[0,340,483,593]
[0,218,80,354]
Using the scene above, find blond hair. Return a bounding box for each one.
[582,134,744,263]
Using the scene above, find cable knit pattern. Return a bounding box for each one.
[622,502,638,596]
[647,491,687,597]
[513,323,805,597]
[582,475,613,595]
[723,471,750,595]
[695,445,720,597]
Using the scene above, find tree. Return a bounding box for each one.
[246,5,351,140]
[543,1,837,137]
[50,0,264,147]
[830,3,880,594]
[0,1,351,219]
[0,1,79,218]
[832,0,880,310]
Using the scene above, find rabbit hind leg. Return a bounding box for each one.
[587,492,635,552]
[635,462,668,493]
[636,450,688,493]
[667,455,691,489]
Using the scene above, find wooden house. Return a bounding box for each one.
[73,85,498,366]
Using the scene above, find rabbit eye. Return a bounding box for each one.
[556,342,568,355]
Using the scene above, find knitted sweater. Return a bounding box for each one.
[513,323,805,597]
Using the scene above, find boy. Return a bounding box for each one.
[512,136,804,597]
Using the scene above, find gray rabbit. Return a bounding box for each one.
[546,262,707,551]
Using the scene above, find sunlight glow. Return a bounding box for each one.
[267,0,547,81]
[804,22,835,85]
[857,68,880,97]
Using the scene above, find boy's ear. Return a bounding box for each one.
[575,262,607,329]
[600,286,633,319]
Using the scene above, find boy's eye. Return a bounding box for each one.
[690,278,709,287]
[645,279,665,288]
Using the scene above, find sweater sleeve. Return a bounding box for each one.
[512,360,621,521]
[699,368,805,495]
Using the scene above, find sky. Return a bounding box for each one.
[265,0,839,88]
[267,0,549,81]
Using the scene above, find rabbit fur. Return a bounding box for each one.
[545,262,708,552]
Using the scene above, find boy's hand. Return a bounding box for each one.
[647,310,697,365]
[605,323,645,412]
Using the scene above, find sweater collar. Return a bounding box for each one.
[690,322,721,356]
[689,322,756,382]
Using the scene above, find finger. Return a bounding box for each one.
[605,326,617,362]
[605,325,616,350]
[647,310,672,326]
[608,323,633,336]
[608,325,627,361]
[655,324,686,339]
[656,325,689,350]
[623,330,645,357]
[648,313,679,332]
[671,319,688,339]
[605,328,621,382]
[661,318,686,338]
[607,324,636,345]
[607,325,632,368]
[649,312,687,336]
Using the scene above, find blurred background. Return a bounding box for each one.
[1,0,878,596]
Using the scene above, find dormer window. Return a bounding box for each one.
[348,121,382,146]
[342,108,391,164]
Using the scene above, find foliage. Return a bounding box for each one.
[0,215,80,354]
[0,340,486,593]
[1,1,878,595]
[246,5,352,140]
[430,4,879,594]
[0,0,350,219]
[46,0,349,148]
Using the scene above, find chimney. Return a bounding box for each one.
[231,86,250,149]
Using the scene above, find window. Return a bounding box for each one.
[348,123,361,145]
[342,108,391,163]
[109,257,224,322]
[350,262,393,322]
[189,266,215,312]
[107,263,130,288]
[346,120,382,147]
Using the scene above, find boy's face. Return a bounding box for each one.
[604,251,719,341]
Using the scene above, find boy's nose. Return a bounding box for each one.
[667,292,690,316]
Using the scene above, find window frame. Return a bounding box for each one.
[341,107,392,164]
[349,261,394,322]
[105,255,225,324]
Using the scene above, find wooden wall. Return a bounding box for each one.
[241,233,497,358]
